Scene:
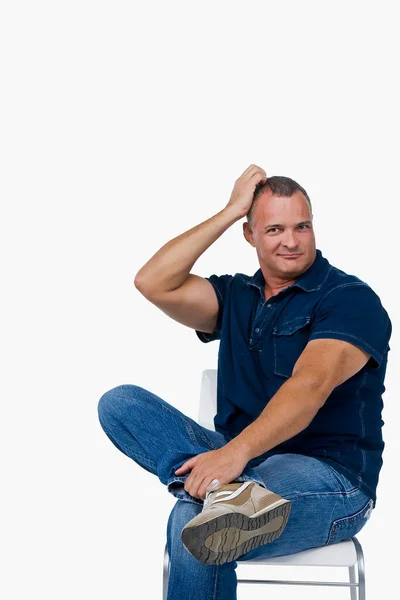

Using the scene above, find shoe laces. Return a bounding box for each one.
[202,481,252,511]
[202,489,230,511]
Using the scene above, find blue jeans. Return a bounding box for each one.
[97,384,373,600]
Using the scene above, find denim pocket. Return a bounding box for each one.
[272,316,311,378]
[325,497,374,545]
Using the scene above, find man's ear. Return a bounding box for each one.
[243,222,256,247]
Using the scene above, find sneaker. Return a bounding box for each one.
[181,480,291,565]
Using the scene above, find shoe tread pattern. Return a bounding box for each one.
[181,501,292,565]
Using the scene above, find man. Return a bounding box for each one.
[98,164,391,599]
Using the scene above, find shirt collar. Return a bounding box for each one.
[247,249,331,295]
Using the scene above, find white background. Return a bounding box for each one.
[1,2,398,599]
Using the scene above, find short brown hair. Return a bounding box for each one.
[246,176,312,228]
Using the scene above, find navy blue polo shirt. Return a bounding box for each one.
[195,249,391,506]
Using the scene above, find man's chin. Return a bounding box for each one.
[276,257,308,275]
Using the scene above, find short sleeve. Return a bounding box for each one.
[195,274,233,343]
[309,283,392,367]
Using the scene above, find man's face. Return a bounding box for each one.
[243,189,316,281]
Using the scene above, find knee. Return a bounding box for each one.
[97,384,142,426]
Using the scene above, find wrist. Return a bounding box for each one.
[220,205,245,224]
[225,436,254,464]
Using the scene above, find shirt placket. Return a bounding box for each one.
[249,294,275,351]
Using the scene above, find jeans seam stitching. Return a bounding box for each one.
[212,564,219,600]
[131,450,157,470]
[183,418,219,450]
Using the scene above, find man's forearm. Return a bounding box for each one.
[134,207,240,294]
[226,374,328,462]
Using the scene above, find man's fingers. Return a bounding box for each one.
[243,164,266,182]
[198,477,216,501]
[187,473,210,500]
[175,457,196,475]
[184,470,201,496]
[207,478,221,492]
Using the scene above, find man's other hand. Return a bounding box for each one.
[174,446,248,500]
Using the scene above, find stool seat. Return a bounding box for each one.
[239,538,357,567]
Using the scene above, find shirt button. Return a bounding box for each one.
[267,304,272,308]
[255,327,260,333]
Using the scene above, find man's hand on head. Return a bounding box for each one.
[225,164,267,219]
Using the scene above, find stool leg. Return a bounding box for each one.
[162,544,169,600]
[352,537,366,600]
[358,563,366,600]
[349,565,357,600]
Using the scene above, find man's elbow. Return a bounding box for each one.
[290,371,333,410]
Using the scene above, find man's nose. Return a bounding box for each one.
[281,229,299,249]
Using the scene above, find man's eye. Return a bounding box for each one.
[298,224,310,230]
[267,228,279,234]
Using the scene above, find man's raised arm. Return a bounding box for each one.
[133,165,267,332]
[134,164,267,295]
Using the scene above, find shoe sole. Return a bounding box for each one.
[181,499,292,565]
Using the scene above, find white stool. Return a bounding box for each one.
[162,369,366,599]
[163,536,365,599]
